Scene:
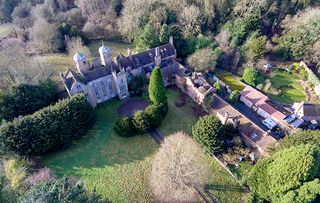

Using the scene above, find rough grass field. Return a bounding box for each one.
[35,54,73,91]
[43,88,246,203]
[214,69,245,91]
[0,24,12,39]
[88,40,134,58]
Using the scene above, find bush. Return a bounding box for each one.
[0,94,95,156]
[214,81,222,93]
[3,157,28,190]
[114,116,134,137]
[145,105,163,127]
[192,115,223,153]
[242,67,259,86]
[132,111,150,133]
[20,177,103,202]
[26,168,55,187]
[229,90,240,102]
[0,81,57,121]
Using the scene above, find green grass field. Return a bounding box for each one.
[88,40,134,58]
[0,24,12,39]
[35,54,73,92]
[214,69,245,91]
[42,88,246,202]
[265,69,306,104]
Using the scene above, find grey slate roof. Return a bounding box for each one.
[117,43,175,69]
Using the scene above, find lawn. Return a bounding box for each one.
[88,40,134,58]
[214,69,245,91]
[35,54,73,92]
[0,23,12,39]
[42,88,246,203]
[42,99,157,202]
[265,69,306,104]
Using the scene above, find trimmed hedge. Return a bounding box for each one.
[114,103,167,137]
[0,94,95,156]
[0,81,57,121]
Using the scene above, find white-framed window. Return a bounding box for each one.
[93,83,100,99]
[100,81,108,96]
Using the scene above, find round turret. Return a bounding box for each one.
[73,52,86,63]
[99,45,112,66]
[99,45,111,55]
[73,52,89,73]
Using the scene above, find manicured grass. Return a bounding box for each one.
[214,69,245,91]
[42,99,157,202]
[159,89,199,136]
[88,40,134,58]
[42,89,246,202]
[0,24,12,39]
[265,69,306,104]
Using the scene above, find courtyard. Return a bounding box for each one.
[42,88,247,202]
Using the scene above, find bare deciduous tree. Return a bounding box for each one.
[66,37,91,58]
[150,132,209,202]
[29,18,62,53]
[179,5,202,35]
[0,38,53,91]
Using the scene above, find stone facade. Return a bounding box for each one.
[61,38,215,107]
[61,41,177,107]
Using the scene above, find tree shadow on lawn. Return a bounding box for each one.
[206,184,248,193]
[41,99,158,175]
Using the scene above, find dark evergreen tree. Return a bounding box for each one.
[148,66,167,105]
[0,80,57,121]
[192,115,223,153]
[159,24,169,44]
[0,94,95,156]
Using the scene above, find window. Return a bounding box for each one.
[100,81,108,96]
[93,83,100,99]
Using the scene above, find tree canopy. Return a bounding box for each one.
[192,115,223,153]
[148,66,167,105]
[247,144,320,202]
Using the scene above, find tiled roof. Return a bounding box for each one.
[82,63,119,82]
[241,85,286,121]
[117,43,175,69]
[293,102,320,120]
[211,95,276,155]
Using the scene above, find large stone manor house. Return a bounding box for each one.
[61,38,178,107]
[61,37,214,107]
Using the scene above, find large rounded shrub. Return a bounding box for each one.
[145,105,163,127]
[114,116,134,137]
[132,111,150,133]
[192,115,223,153]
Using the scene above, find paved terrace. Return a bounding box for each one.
[209,95,277,156]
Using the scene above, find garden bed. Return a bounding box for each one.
[263,68,306,104]
[214,69,245,91]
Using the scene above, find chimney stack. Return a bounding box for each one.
[169,36,174,46]
[154,47,161,65]
[127,48,132,56]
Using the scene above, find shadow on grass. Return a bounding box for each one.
[41,98,158,175]
[206,184,248,193]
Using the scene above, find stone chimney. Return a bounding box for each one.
[154,47,161,65]
[169,36,174,46]
[223,112,230,125]
[127,48,132,56]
